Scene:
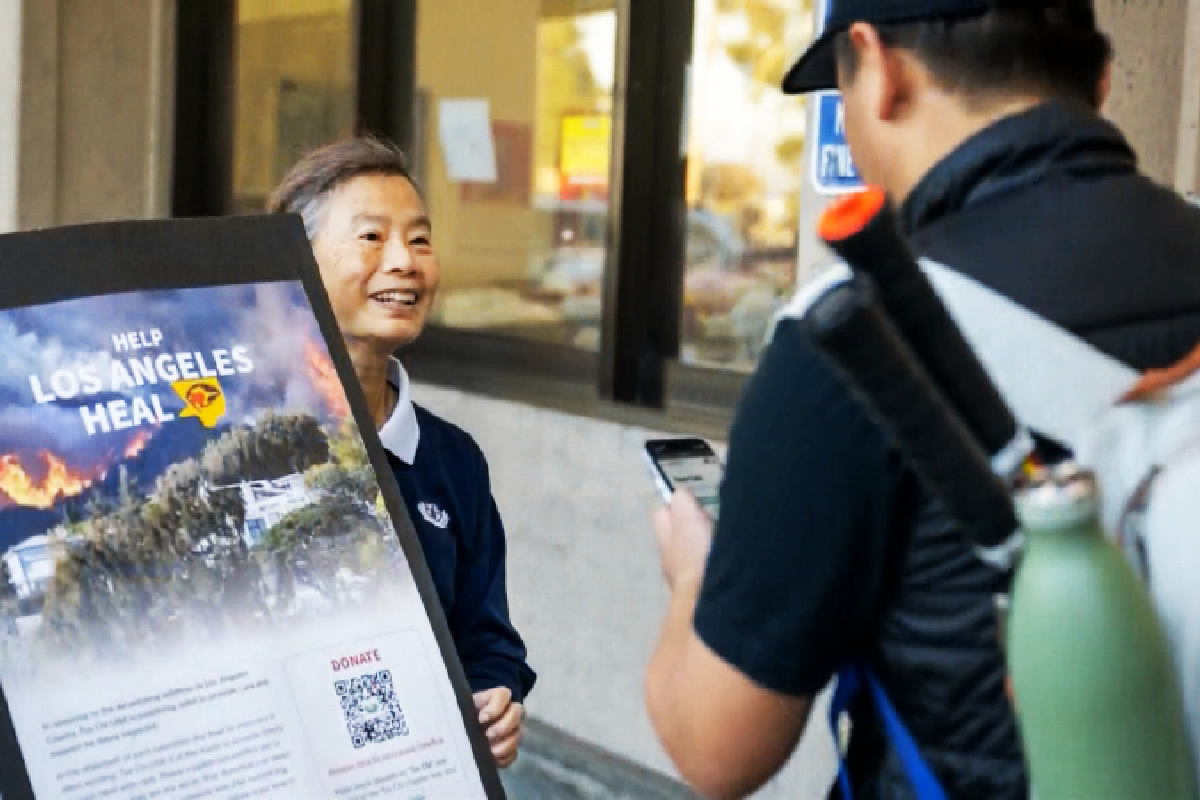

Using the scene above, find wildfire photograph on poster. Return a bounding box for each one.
[0,281,409,677]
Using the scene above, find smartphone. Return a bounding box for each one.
[643,437,723,520]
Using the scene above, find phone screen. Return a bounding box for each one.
[654,449,723,519]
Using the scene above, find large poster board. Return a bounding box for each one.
[0,216,505,800]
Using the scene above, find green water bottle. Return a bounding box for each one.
[1008,463,1199,800]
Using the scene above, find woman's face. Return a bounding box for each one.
[311,173,440,354]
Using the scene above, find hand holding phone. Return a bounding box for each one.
[643,437,723,520]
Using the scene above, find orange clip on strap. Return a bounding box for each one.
[817,186,887,243]
[1119,338,1200,404]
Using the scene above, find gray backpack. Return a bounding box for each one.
[919,259,1200,772]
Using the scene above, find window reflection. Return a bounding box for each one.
[233,0,356,214]
[417,1,619,352]
[681,0,815,372]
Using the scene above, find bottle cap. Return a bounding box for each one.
[1014,461,1101,531]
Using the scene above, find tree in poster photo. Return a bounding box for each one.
[199,412,331,482]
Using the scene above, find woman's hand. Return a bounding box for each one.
[474,687,524,768]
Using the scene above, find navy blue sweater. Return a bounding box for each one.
[386,405,536,702]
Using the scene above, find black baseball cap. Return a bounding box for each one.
[782,0,996,94]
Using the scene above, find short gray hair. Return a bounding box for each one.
[268,135,421,240]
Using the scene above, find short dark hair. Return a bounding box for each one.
[833,4,1112,108]
[268,135,420,240]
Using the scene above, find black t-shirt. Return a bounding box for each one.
[694,317,903,696]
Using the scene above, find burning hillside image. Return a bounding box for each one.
[0,428,159,512]
[0,451,94,510]
[305,340,351,419]
[0,282,411,677]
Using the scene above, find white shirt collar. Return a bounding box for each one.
[379,357,420,465]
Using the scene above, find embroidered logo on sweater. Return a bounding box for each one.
[418,502,450,529]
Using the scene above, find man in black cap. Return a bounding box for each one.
[646,1,1200,798]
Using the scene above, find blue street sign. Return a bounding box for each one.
[810,0,864,195]
[810,92,861,194]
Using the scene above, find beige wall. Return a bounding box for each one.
[14,0,174,230]
[1175,0,1200,196]
[1098,0,1190,187]
[0,0,21,233]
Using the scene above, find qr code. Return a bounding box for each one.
[335,669,409,749]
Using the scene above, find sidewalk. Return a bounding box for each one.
[499,718,701,800]
[499,687,838,800]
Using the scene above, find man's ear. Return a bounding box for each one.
[845,22,911,123]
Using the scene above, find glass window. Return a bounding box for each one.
[680,0,815,372]
[233,0,357,214]
[414,0,619,352]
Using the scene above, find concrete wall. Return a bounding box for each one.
[1175,0,1200,196]
[13,0,174,231]
[0,0,20,234]
[1098,0,1191,186]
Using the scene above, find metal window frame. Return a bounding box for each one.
[355,0,416,151]
[171,0,235,217]
[595,0,693,408]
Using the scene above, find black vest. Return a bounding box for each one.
[840,101,1200,799]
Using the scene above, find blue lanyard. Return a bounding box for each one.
[828,664,950,800]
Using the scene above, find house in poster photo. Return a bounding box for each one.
[3,535,53,601]
[208,473,319,547]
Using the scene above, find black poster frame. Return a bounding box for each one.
[0,215,507,800]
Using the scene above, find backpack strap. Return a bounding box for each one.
[917,259,1138,451]
[829,664,950,800]
[778,258,1139,452]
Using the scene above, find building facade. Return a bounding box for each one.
[1,0,1199,795]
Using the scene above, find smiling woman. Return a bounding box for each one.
[269,139,438,415]
[308,174,440,373]
[269,137,537,770]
